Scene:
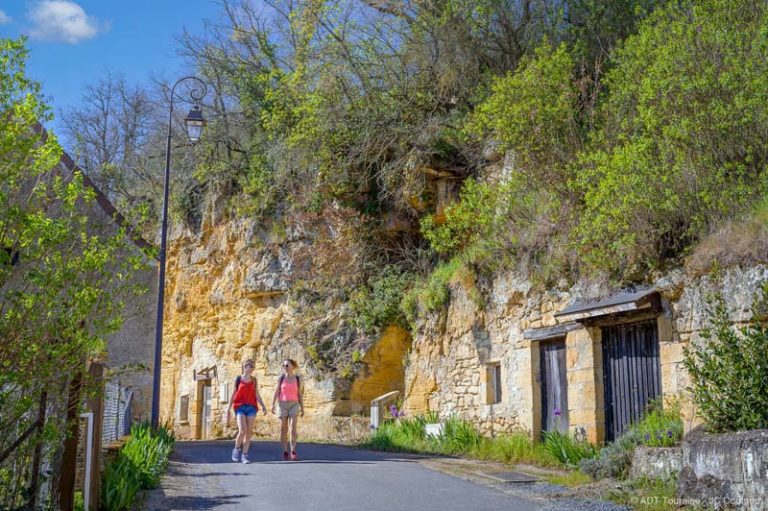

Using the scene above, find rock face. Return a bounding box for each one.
[158,211,411,442]
[630,446,683,481]
[678,428,768,511]
[403,265,768,442]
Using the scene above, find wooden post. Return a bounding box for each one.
[58,371,83,511]
[85,362,105,511]
[26,391,48,511]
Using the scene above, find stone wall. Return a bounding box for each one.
[403,265,768,442]
[678,428,768,511]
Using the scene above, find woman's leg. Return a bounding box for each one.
[280,417,289,453]
[243,414,256,453]
[289,415,298,453]
[236,413,248,449]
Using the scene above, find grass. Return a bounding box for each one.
[361,414,593,472]
[544,470,593,487]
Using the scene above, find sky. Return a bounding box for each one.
[0,0,223,134]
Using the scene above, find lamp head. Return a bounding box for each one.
[184,104,206,144]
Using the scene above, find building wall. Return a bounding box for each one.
[403,265,768,443]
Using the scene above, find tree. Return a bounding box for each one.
[0,38,148,508]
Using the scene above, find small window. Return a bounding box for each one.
[487,363,502,404]
[179,395,189,422]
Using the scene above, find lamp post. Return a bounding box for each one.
[151,76,208,429]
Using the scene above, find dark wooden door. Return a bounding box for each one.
[602,319,661,442]
[540,339,568,434]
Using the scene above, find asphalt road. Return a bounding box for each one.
[148,440,543,511]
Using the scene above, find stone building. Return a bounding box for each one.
[403,265,768,444]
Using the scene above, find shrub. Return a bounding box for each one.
[633,398,683,447]
[349,266,413,333]
[420,178,497,255]
[100,423,175,511]
[574,0,768,276]
[683,284,768,432]
[580,398,683,479]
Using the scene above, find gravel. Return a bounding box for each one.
[542,498,630,511]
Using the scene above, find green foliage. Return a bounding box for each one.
[0,38,150,508]
[468,42,581,183]
[580,397,682,479]
[633,398,683,447]
[349,266,413,333]
[421,178,497,255]
[574,0,768,276]
[473,432,558,466]
[542,430,599,467]
[100,423,175,511]
[363,414,561,468]
[401,257,469,323]
[101,457,141,511]
[683,284,768,432]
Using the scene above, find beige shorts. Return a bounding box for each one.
[278,400,300,418]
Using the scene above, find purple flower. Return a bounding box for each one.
[667,430,673,438]
[554,408,561,417]
[645,433,650,441]
[389,404,399,417]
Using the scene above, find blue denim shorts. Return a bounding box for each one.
[235,404,257,417]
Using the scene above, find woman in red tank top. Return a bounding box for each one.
[226,359,266,464]
[271,359,304,460]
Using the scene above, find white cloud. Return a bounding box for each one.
[28,1,107,44]
[0,10,12,25]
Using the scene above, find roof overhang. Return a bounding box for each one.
[523,322,581,341]
[554,288,661,323]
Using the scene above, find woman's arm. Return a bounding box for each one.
[271,378,280,413]
[298,378,305,417]
[254,379,267,413]
[225,379,238,422]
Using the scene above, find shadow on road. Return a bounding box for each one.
[172,440,421,466]
[162,494,250,510]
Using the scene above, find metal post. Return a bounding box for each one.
[150,77,208,429]
[150,106,174,430]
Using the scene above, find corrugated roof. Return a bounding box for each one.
[554,287,658,322]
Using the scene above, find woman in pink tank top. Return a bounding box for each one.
[271,359,304,460]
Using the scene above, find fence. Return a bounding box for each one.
[101,381,133,445]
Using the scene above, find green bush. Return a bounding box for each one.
[574,0,768,276]
[349,266,413,333]
[580,398,683,479]
[683,284,768,432]
[100,423,175,511]
[633,398,683,447]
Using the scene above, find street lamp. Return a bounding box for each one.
[151,76,208,429]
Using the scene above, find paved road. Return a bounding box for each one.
[149,440,543,511]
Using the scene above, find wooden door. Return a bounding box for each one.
[602,319,661,442]
[202,384,212,439]
[540,339,568,434]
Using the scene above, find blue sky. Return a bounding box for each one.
[0,1,222,131]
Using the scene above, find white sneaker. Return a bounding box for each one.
[241,453,251,464]
[232,448,242,462]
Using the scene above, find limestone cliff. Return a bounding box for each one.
[158,207,411,441]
